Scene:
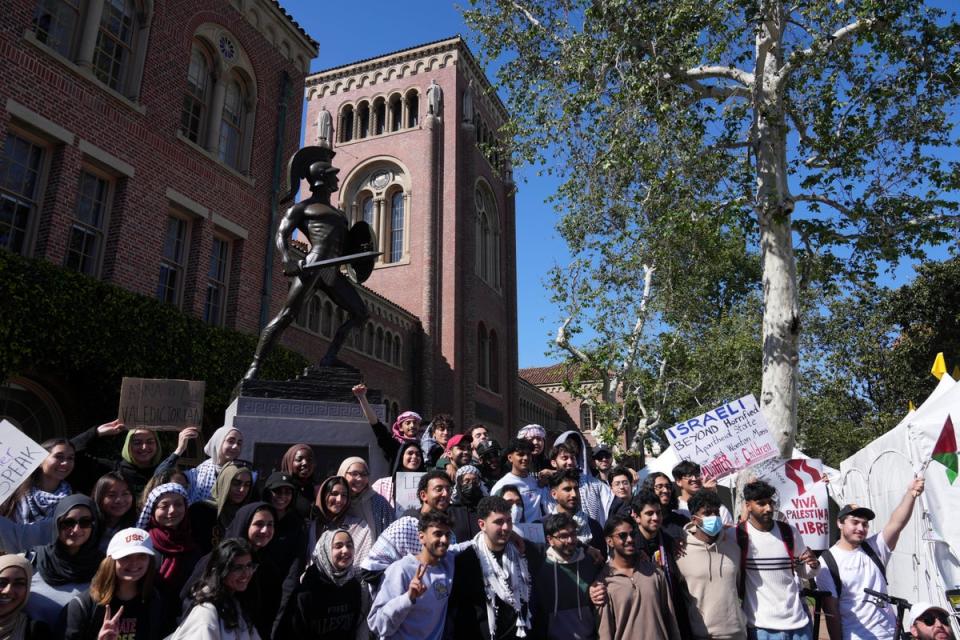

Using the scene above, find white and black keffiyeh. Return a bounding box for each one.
[472,533,533,638]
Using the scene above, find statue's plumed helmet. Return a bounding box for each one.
[283,146,339,201]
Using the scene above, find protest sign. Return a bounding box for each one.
[664,394,779,479]
[394,471,426,518]
[118,378,205,431]
[760,458,830,550]
[0,421,47,506]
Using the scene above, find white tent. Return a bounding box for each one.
[840,373,960,619]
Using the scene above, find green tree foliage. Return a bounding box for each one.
[464,0,960,453]
[0,250,308,432]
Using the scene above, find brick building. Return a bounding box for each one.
[519,363,598,438]
[0,0,317,438]
[302,37,520,442]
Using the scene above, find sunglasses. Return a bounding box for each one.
[228,561,259,574]
[615,531,636,542]
[918,611,950,626]
[59,517,94,530]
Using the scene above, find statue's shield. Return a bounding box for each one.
[344,221,378,282]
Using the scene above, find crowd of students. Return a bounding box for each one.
[0,384,951,640]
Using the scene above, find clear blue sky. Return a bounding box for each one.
[282,0,566,369]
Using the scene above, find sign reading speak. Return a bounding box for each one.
[0,420,47,505]
[664,394,779,479]
[394,471,426,518]
[118,378,205,431]
[760,458,830,550]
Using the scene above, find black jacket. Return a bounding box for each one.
[61,589,163,640]
[273,563,362,640]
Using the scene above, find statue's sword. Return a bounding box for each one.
[297,250,382,274]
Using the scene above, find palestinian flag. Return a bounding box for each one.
[932,416,959,484]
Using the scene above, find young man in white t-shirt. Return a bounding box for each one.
[816,477,926,640]
[739,480,819,640]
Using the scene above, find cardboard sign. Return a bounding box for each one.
[0,420,47,505]
[514,523,546,544]
[760,458,830,550]
[394,471,426,518]
[118,377,205,431]
[664,394,780,479]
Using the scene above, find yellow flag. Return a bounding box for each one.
[932,353,947,380]
[909,400,917,412]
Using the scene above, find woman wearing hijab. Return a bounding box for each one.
[309,477,372,566]
[179,503,279,639]
[278,444,316,519]
[68,420,198,498]
[370,440,424,507]
[449,465,485,543]
[61,527,162,640]
[336,458,394,543]
[274,529,361,639]
[136,483,198,636]
[24,496,103,628]
[173,539,260,640]
[0,555,52,640]
[184,426,244,505]
[260,472,306,578]
[188,462,254,555]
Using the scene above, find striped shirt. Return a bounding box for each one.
[741,520,817,630]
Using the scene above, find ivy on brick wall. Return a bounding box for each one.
[0,250,308,431]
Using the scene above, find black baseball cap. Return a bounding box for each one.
[593,446,612,459]
[838,504,876,521]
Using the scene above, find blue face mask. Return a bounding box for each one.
[699,515,723,536]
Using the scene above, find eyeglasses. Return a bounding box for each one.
[345,470,369,478]
[548,531,576,541]
[652,483,672,491]
[681,473,701,479]
[59,517,94,530]
[918,611,950,626]
[228,562,259,574]
[615,531,636,542]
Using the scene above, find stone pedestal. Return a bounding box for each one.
[225,365,390,481]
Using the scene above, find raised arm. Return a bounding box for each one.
[883,476,924,551]
[352,384,379,426]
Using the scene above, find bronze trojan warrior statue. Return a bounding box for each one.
[244,146,378,380]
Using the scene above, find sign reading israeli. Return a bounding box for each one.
[394,472,426,518]
[0,421,47,505]
[760,458,830,550]
[118,378,205,431]
[664,394,779,479]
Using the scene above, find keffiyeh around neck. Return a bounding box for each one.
[19,481,71,523]
[313,528,356,586]
[471,533,533,638]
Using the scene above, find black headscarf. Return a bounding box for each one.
[224,501,277,543]
[32,494,104,586]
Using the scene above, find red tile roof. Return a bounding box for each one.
[519,362,600,386]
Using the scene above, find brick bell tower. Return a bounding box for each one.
[303,36,519,442]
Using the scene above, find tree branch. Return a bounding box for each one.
[680,65,755,87]
[777,18,877,87]
[793,193,853,216]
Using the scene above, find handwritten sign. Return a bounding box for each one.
[760,458,830,550]
[664,394,779,479]
[118,378,205,431]
[0,421,47,505]
[394,471,426,518]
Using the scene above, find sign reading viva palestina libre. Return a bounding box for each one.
[118,377,205,431]
[664,394,779,479]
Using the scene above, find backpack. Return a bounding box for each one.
[819,540,887,598]
[735,520,795,599]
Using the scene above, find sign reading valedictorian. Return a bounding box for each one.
[0,420,48,505]
[664,394,779,479]
[118,377,205,431]
[760,458,830,550]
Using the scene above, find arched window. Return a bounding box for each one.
[180,43,212,144]
[218,76,247,169]
[358,101,370,138]
[384,331,392,361]
[352,324,363,349]
[92,0,136,91]
[393,336,401,366]
[375,327,384,360]
[388,94,402,131]
[361,195,374,226]
[475,182,500,288]
[389,191,404,262]
[392,402,399,419]
[405,91,419,128]
[365,322,374,355]
[489,330,500,393]
[477,323,488,388]
[307,296,320,334]
[580,404,594,431]
[373,98,386,135]
[340,105,354,142]
[321,301,333,337]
